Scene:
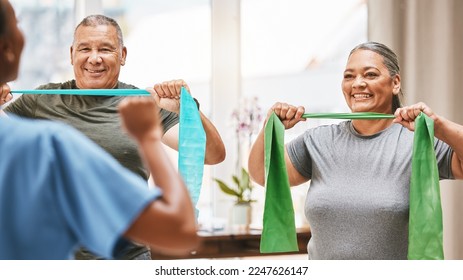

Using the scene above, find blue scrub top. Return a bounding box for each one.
[0,115,160,260]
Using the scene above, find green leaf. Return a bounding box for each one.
[240,167,251,191]
[213,178,241,197]
[232,175,240,187]
[213,168,255,203]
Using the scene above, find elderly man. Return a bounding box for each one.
[0,0,199,260]
[1,14,225,260]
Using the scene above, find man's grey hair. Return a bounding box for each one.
[74,14,124,47]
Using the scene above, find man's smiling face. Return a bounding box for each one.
[70,24,127,89]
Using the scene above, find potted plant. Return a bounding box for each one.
[213,167,255,231]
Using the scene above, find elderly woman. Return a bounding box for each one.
[248,41,463,259]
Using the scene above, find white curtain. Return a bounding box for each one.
[368,0,463,259]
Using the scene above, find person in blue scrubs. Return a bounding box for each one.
[0,0,199,260]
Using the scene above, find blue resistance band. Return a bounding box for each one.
[11,89,150,96]
[178,87,206,218]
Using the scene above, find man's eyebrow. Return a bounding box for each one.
[100,42,117,49]
[75,42,89,48]
[75,42,117,49]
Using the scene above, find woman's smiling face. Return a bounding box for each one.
[341,49,400,114]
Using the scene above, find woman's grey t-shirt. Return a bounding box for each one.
[287,121,453,260]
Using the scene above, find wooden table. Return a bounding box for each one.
[151,227,311,259]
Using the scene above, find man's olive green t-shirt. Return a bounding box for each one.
[5,80,179,180]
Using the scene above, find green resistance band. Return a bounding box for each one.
[261,112,299,253]
[302,112,395,119]
[408,113,443,260]
[11,89,150,96]
[261,112,443,259]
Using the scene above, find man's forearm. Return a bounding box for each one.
[199,111,226,165]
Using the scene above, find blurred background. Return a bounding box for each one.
[7,0,463,259]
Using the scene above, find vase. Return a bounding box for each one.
[229,202,252,233]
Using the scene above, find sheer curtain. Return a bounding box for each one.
[368,0,463,259]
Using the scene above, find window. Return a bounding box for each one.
[10,0,74,90]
